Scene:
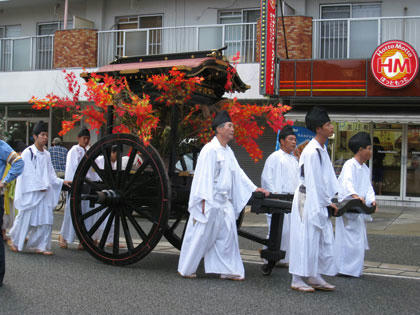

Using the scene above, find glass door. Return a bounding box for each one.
[405,125,420,199]
[7,120,46,147]
[372,124,402,198]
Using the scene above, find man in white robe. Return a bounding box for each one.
[9,121,70,255]
[59,127,94,249]
[334,132,376,277]
[0,140,24,287]
[261,125,299,267]
[178,110,268,280]
[289,107,341,292]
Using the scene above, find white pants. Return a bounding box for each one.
[334,213,369,277]
[10,209,52,252]
[178,206,244,278]
[60,197,94,243]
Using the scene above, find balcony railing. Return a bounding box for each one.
[97,22,258,67]
[0,35,54,71]
[313,16,420,59]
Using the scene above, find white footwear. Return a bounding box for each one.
[307,276,336,291]
[220,274,245,281]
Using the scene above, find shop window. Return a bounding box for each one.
[333,122,371,176]
[372,124,402,197]
[406,125,420,198]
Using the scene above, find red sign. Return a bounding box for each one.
[260,0,277,96]
[371,40,419,89]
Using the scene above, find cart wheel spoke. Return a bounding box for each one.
[90,160,110,186]
[123,148,138,179]
[71,134,170,266]
[121,213,134,252]
[87,207,112,237]
[98,211,115,250]
[113,212,120,255]
[126,210,148,241]
[123,157,151,191]
[116,147,122,188]
[81,204,107,220]
[101,147,117,188]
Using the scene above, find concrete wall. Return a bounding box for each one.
[0,1,87,36]
[0,68,94,103]
[0,0,261,35]
[0,64,264,103]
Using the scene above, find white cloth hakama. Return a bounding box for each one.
[10,145,63,251]
[261,149,299,263]
[334,158,375,277]
[178,137,256,278]
[289,138,341,277]
[60,145,95,244]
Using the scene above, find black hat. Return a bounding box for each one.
[78,127,90,138]
[212,110,232,131]
[348,132,371,154]
[14,141,26,153]
[278,125,295,140]
[305,107,330,132]
[33,120,48,136]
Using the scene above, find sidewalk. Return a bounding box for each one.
[367,206,420,237]
[239,205,420,279]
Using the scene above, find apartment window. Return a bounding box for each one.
[319,3,381,58]
[116,15,163,56]
[36,22,65,70]
[0,25,22,71]
[218,9,259,62]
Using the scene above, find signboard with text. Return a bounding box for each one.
[371,40,419,89]
[260,0,277,96]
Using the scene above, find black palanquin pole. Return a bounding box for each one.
[168,103,179,178]
[106,105,114,135]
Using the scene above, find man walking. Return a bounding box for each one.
[9,121,70,255]
[261,125,299,268]
[178,111,268,280]
[58,128,93,249]
[0,140,24,287]
[289,107,340,292]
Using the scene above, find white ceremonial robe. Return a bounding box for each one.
[60,145,95,244]
[178,137,256,278]
[334,158,375,277]
[261,149,299,263]
[10,145,63,251]
[289,138,341,277]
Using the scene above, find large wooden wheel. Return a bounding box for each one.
[70,133,171,265]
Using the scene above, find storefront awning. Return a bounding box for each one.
[285,110,420,124]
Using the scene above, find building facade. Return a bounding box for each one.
[1,0,419,206]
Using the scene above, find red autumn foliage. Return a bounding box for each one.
[30,53,293,162]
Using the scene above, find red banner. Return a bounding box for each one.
[260,0,277,96]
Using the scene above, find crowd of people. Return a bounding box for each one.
[1,107,377,292]
[177,107,377,293]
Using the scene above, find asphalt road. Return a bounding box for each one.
[2,211,420,314]
[1,237,420,315]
